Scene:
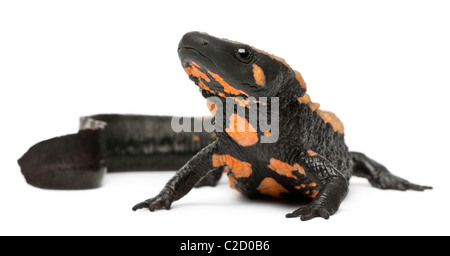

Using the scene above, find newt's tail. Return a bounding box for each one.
[350,151,432,191]
[18,115,214,190]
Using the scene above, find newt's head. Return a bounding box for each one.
[178,32,307,100]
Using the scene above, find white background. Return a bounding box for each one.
[1,0,449,236]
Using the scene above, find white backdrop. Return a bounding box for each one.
[1,0,449,236]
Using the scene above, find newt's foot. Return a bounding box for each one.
[369,174,432,191]
[286,204,333,221]
[132,189,174,212]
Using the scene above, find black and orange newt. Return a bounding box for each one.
[18,32,431,221]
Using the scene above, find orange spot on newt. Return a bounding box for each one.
[309,190,319,199]
[232,97,264,109]
[309,182,317,187]
[184,63,213,94]
[228,175,238,190]
[294,70,307,90]
[212,154,252,178]
[192,135,200,142]
[297,94,345,134]
[206,99,217,115]
[208,71,249,97]
[184,64,210,82]
[316,110,345,134]
[294,184,307,190]
[252,64,266,86]
[267,158,306,179]
[225,114,258,147]
[256,177,289,198]
[198,81,215,95]
[233,97,251,108]
[298,93,320,111]
[307,150,318,157]
[297,93,310,104]
[255,50,307,94]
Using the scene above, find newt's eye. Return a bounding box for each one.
[235,48,253,63]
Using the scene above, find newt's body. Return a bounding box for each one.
[132,32,431,220]
[18,32,431,220]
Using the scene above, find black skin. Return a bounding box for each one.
[17,32,432,218]
[133,32,432,221]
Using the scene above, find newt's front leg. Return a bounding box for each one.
[287,153,349,221]
[133,143,217,212]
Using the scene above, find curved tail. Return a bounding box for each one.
[18,115,214,190]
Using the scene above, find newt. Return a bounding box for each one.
[19,32,431,221]
[132,32,431,220]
